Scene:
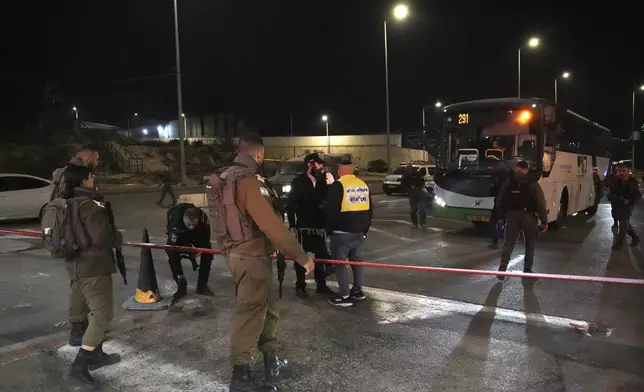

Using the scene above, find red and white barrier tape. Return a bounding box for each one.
[2,228,644,286]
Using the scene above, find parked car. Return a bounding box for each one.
[382,162,436,196]
[0,174,54,221]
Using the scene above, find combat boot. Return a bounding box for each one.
[230,365,276,392]
[173,277,188,301]
[497,264,508,281]
[69,348,96,385]
[69,321,87,347]
[88,342,121,371]
[263,351,288,387]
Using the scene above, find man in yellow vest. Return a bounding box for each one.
[325,157,373,307]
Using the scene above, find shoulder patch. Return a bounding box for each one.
[93,200,105,208]
[260,187,270,196]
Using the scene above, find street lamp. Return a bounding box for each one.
[421,101,443,162]
[384,3,410,172]
[554,71,571,104]
[173,0,187,184]
[631,84,644,171]
[517,36,540,98]
[434,101,442,108]
[72,106,79,120]
[321,115,330,154]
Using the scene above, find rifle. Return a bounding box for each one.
[276,252,286,298]
[104,201,127,285]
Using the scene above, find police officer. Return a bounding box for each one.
[605,169,620,230]
[61,165,122,385]
[325,158,373,307]
[207,134,314,392]
[287,152,335,298]
[495,161,548,280]
[166,203,214,299]
[607,164,641,249]
[489,163,511,249]
[406,167,428,229]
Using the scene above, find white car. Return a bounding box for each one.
[383,163,436,196]
[0,174,54,221]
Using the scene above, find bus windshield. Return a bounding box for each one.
[442,107,540,170]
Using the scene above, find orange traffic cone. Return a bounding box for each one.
[121,228,172,310]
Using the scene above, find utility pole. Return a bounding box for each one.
[173,0,187,184]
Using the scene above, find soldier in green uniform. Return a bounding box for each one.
[608,164,641,248]
[207,134,314,392]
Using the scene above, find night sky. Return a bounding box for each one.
[2,0,643,137]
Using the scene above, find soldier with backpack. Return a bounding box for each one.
[41,164,122,385]
[494,161,548,280]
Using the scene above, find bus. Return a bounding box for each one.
[430,98,611,228]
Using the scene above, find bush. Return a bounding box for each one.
[367,159,388,173]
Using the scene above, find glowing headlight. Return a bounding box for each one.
[434,196,446,207]
[282,184,292,193]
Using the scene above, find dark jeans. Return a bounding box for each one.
[158,185,177,206]
[614,206,638,244]
[330,232,365,297]
[409,187,426,227]
[490,207,503,244]
[500,210,538,271]
[294,230,333,289]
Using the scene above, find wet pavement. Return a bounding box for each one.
[0,192,643,391]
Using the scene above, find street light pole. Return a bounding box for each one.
[517,48,521,98]
[421,106,427,162]
[322,115,330,154]
[173,0,187,184]
[633,90,637,172]
[384,19,392,173]
[554,78,558,104]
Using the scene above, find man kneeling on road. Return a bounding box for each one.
[326,157,373,307]
[495,161,548,280]
[166,203,214,299]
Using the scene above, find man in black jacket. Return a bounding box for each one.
[608,164,641,249]
[287,153,335,298]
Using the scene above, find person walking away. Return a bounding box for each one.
[165,203,214,299]
[51,145,100,200]
[605,170,620,230]
[408,167,428,229]
[608,164,641,249]
[206,133,314,392]
[489,164,511,249]
[495,161,548,280]
[156,171,177,206]
[48,165,122,385]
[325,157,373,307]
[287,152,335,298]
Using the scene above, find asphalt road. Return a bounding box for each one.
[0,192,643,391]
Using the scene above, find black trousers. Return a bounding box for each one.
[158,185,177,206]
[408,187,427,226]
[614,206,639,244]
[166,228,213,286]
[294,230,333,289]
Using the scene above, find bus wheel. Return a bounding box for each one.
[551,192,568,230]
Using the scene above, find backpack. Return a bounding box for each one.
[41,198,92,259]
[505,179,536,212]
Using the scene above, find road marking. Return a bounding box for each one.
[368,227,414,242]
[469,254,524,283]
[372,219,413,226]
[369,244,447,262]
[377,199,406,204]
[57,340,229,391]
[309,280,588,330]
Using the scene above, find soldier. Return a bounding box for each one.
[207,134,314,392]
[607,164,641,249]
[287,152,335,298]
[165,203,214,299]
[325,157,373,307]
[51,145,100,200]
[495,161,548,280]
[156,171,177,207]
[59,165,122,385]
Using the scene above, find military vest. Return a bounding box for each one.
[505,180,536,212]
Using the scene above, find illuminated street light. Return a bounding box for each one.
[517,36,541,97]
[72,106,77,112]
[181,113,186,117]
[134,112,138,116]
[384,3,410,172]
[554,71,572,104]
[321,115,330,153]
[393,4,409,20]
[435,101,442,108]
[142,128,148,135]
[640,84,644,91]
[72,106,78,120]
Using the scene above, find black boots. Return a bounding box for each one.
[69,348,96,385]
[69,322,87,347]
[70,344,121,385]
[87,342,121,371]
[497,264,508,281]
[196,283,215,297]
[173,277,188,301]
[263,352,288,387]
[230,365,277,392]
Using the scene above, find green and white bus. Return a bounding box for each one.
[431,98,611,227]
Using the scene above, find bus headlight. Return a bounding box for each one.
[282,184,292,194]
[434,196,447,207]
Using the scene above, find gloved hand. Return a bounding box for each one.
[539,223,548,232]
